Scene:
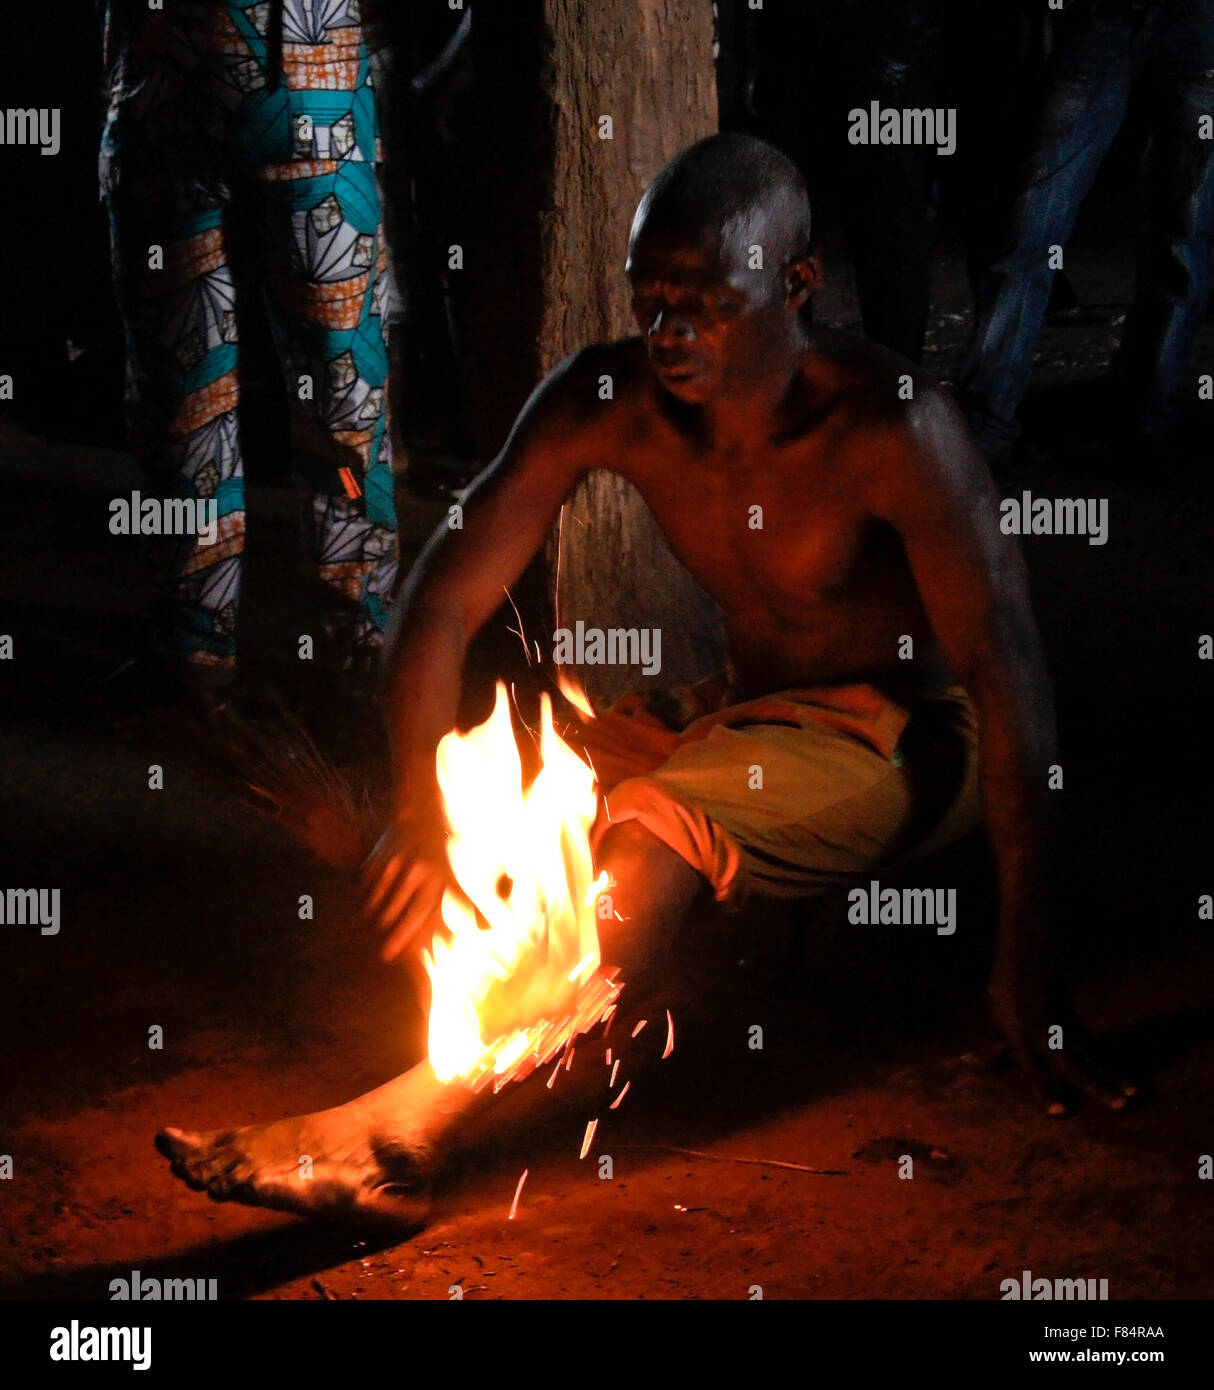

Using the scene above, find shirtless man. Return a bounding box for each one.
[157,134,1134,1224]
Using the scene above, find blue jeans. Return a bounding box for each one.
[958,0,1214,448]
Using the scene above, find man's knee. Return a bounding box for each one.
[596,819,706,906]
[599,817,685,866]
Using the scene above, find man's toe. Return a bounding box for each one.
[170,1158,208,1191]
[155,1127,194,1160]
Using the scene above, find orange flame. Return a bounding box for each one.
[556,669,595,719]
[424,683,619,1088]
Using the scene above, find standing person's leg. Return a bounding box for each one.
[220,0,400,670]
[956,13,1138,459]
[839,0,946,363]
[109,192,247,682]
[950,0,1046,301]
[1114,0,1214,441]
[103,2,249,683]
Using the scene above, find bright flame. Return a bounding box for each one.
[556,669,595,719]
[424,683,619,1088]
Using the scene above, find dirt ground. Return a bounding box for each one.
[1,241,1213,1301]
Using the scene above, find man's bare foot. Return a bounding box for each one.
[156,1062,475,1226]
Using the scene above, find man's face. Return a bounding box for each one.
[626,218,802,405]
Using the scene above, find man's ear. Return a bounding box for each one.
[784,255,822,311]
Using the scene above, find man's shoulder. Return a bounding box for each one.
[538,338,657,441]
[560,336,652,387]
[503,339,654,480]
[802,328,944,436]
[801,332,973,484]
[799,332,981,509]
[544,338,649,399]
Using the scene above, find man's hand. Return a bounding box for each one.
[366,349,595,963]
[983,969,1139,1116]
[361,806,454,961]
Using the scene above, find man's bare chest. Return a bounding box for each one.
[631,451,886,620]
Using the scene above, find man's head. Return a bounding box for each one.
[626,133,819,404]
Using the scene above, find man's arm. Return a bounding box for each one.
[365,351,604,955]
[880,385,1134,1111]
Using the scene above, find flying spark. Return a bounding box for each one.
[580,1119,598,1160]
[508,1169,529,1220]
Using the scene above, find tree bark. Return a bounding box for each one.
[541,0,726,704]
[458,0,725,706]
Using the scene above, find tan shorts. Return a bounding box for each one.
[572,676,981,907]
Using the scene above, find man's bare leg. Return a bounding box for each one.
[156,823,704,1223]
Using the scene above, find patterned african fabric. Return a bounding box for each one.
[102,1,399,670]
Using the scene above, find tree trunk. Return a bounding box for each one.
[541,0,726,704]
[459,0,725,706]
